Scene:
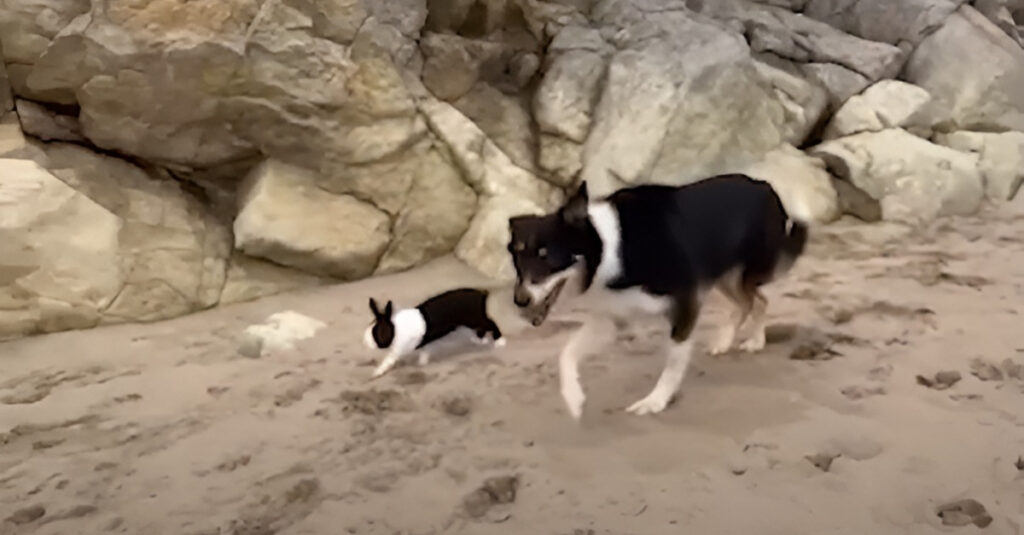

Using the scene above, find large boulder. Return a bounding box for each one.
[700,0,906,82]
[234,159,392,281]
[822,80,941,139]
[803,0,970,46]
[903,5,1024,132]
[578,1,828,196]
[19,0,426,173]
[809,129,984,223]
[0,158,122,339]
[0,0,89,104]
[936,131,1024,201]
[41,143,233,323]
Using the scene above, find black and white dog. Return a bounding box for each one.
[363,288,505,378]
[507,174,808,419]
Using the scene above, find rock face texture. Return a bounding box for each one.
[1,0,1023,338]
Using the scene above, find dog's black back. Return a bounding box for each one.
[606,174,806,295]
[416,288,501,348]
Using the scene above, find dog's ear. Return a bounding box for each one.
[369,297,381,317]
[561,180,589,226]
[384,300,393,317]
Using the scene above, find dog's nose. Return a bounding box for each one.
[513,285,532,308]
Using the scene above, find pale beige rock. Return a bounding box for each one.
[903,5,1024,132]
[376,143,477,274]
[42,143,232,323]
[534,49,606,143]
[803,0,969,45]
[936,131,1024,201]
[0,118,49,165]
[645,60,827,191]
[810,129,984,223]
[800,63,871,110]
[219,254,327,306]
[741,145,841,224]
[234,159,392,280]
[0,158,123,339]
[701,0,906,82]
[823,81,939,140]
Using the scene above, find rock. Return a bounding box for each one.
[376,144,477,274]
[13,99,85,142]
[41,143,232,323]
[800,63,871,110]
[420,33,480,101]
[701,0,906,81]
[535,48,607,144]
[803,0,969,46]
[420,98,561,280]
[0,159,122,340]
[809,129,984,223]
[534,43,607,186]
[935,131,1024,201]
[0,56,12,113]
[823,81,940,140]
[740,145,841,224]
[241,311,326,355]
[975,0,1024,44]
[453,84,539,177]
[22,0,425,171]
[830,177,882,222]
[233,159,392,280]
[647,60,827,192]
[578,4,825,196]
[219,255,327,306]
[903,5,1024,132]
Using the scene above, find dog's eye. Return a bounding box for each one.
[538,247,548,258]
[513,242,525,252]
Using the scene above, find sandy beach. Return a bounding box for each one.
[2,203,1024,535]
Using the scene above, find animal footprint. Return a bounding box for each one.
[936,499,992,528]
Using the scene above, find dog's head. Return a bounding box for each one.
[507,182,592,325]
[363,298,395,349]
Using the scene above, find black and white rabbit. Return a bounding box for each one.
[363,288,505,378]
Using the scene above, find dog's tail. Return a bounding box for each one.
[774,191,811,277]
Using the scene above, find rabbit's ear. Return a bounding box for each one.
[369,297,381,317]
[384,300,394,317]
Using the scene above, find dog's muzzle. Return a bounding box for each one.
[513,283,533,308]
[514,277,567,327]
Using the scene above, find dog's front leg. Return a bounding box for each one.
[558,316,609,421]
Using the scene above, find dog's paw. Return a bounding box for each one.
[561,381,586,421]
[371,359,396,379]
[708,339,733,356]
[494,337,507,348]
[625,392,672,416]
[739,335,766,353]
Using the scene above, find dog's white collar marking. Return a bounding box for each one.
[587,201,622,285]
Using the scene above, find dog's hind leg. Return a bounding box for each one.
[627,293,699,416]
[709,268,753,356]
[739,289,768,353]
